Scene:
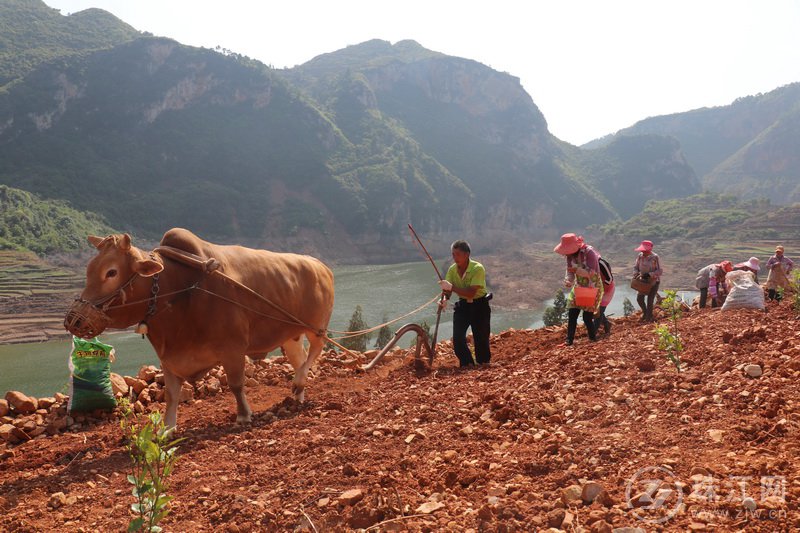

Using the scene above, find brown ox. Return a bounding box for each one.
[65,228,334,429]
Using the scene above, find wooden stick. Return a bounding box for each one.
[298,507,318,533]
[408,224,443,280]
[365,513,430,531]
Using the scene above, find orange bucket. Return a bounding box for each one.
[574,286,598,307]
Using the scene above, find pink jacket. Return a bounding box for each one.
[600,280,615,307]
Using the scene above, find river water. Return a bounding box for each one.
[0,262,696,397]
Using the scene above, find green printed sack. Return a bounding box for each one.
[68,336,117,413]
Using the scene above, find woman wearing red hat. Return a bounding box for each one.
[695,261,732,308]
[632,240,662,321]
[554,233,603,346]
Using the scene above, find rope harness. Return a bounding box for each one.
[326,294,440,340]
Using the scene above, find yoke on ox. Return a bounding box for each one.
[64,228,335,430]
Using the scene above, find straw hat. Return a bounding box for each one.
[635,240,653,253]
[554,233,583,255]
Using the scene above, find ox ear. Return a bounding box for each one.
[133,257,164,278]
[88,235,109,249]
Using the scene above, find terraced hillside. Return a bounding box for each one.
[0,252,80,344]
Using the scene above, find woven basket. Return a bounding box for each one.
[630,277,655,295]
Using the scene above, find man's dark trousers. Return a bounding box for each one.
[452,297,491,366]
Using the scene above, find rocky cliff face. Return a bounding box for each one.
[288,40,701,236]
[289,41,621,234]
[364,56,550,156]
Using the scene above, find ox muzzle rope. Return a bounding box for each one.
[63,271,142,339]
[64,273,201,339]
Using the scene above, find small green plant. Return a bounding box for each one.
[117,396,133,422]
[409,320,432,348]
[542,289,568,326]
[775,286,785,302]
[654,289,683,372]
[791,271,800,312]
[622,297,635,317]
[122,411,184,532]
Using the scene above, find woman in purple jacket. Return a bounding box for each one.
[633,240,662,322]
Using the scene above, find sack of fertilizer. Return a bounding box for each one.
[721,270,765,311]
[68,336,117,413]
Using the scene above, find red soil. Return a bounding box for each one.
[2,299,799,532]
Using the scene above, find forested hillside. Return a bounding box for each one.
[0,33,699,255]
[590,83,800,204]
[0,185,113,254]
[703,107,800,203]
[286,39,696,229]
[0,0,138,86]
[6,2,794,258]
[572,135,699,219]
[597,192,773,242]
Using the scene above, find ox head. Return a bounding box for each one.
[64,234,164,338]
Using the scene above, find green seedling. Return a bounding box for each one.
[654,289,683,372]
[120,409,184,532]
[791,271,800,313]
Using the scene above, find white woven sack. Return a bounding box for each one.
[721,271,765,310]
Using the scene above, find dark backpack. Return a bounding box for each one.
[576,247,613,284]
[598,257,613,285]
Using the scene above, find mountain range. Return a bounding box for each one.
[0,0,796,259]
[587,83,800,205]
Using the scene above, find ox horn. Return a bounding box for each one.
[88,235,109,249]
[118,233,132,251]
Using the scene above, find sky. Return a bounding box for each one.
[45,0,800,146]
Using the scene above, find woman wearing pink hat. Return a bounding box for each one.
[633,240,662,321]
[695,261,732,308]
[733,257,761,285]
[554,233,603,346]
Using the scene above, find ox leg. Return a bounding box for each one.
[293,334,325,403]
[282,337,309,402]
[223,358,252,424]
[163,369,182,431]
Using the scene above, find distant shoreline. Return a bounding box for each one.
[0,238,785,345]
